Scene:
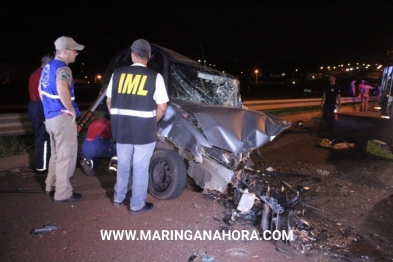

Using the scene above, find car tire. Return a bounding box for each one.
[148,149,187,200]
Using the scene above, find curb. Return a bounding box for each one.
[0,152,32,170]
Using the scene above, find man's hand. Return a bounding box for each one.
[61,109,76,122]
[57,80,77,122]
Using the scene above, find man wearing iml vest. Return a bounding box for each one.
[106,39,169,214]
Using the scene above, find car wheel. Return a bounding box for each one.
[148,149,187,200]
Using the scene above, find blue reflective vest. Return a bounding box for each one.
[40,59,80,119]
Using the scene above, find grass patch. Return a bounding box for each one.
[0,135,34,156]
[0,133,85,158]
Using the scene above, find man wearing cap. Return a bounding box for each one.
[40,36,84,203]
[106,39,169,214]
[28,53,54,175]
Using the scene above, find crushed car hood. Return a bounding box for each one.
[160,99,291,154]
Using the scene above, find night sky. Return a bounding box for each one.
[2,1,393,74]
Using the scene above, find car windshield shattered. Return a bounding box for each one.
[169,62,241,108]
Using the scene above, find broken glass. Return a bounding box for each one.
[168,62,241,108]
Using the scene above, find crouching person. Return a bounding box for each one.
[80,115,116,176]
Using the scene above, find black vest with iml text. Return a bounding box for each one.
[110,65,158,144]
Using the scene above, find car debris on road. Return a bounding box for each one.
[31,224,59,236]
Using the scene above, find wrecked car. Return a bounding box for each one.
[82,44,291,200]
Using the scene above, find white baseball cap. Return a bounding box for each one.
[54,36,85,51]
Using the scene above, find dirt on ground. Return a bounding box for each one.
[1,108,393,262]
[249,109,393,261]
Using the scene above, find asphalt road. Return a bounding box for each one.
[1,106,392,261]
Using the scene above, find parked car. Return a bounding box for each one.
[86,44,291,200]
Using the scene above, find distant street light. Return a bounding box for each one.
[255,70,258,83]
[95,75,102,84]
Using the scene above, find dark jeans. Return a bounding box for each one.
[28,101,50,171]
[322,103,336,130]
[81,135,116,168]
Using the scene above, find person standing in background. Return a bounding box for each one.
[374,84,381,108]
[321,74,341,130]
[349,79,357,111]
[357,80,365,98]
[360,81,373,112]
[28,53,54,175]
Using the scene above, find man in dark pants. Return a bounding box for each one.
[28,53,54,174]
[349,79,357,111]
[321,74,341,130]
[80,116,116,176]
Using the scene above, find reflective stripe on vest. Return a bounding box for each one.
[110,108,156,118]
[41,90,75,100]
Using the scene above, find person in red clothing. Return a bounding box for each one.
[80,115,116,176]
[357,80,365,98]
[27,53,54,174]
